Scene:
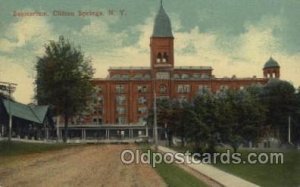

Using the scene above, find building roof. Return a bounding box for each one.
[264,57,280,68]
[152,1,173,37]
[2,99,49,124]
[175,66,213,70]
[109,66,150,70]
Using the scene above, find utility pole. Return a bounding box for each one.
[8,84,12,141]
[56,116,60,142]
[0,81,17,142]
[288,115,291,144]
[153,90,158,150]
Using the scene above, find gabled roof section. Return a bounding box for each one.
[152,1,173,37]
[3,99,49,124]
[31,105,49,123]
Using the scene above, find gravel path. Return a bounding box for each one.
[0,144,167,187]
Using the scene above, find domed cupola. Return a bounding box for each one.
[263,57,280,79]
[152,0,173,38]
[264,57,280,69]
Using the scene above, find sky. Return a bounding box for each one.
[0,0,299,104]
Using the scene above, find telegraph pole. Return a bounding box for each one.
[8,84,12,141]
[153,90,158,150]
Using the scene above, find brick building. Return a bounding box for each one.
[75,2,280,126]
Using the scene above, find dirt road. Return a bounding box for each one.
[0,144,167,187]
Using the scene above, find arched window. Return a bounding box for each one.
[156,53,162,63]
[162,52,168,63]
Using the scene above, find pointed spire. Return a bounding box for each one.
[152,0,173,37]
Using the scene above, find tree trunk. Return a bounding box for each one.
[232,144,238,153]
[181,135,185,147]
[63,114,69,143]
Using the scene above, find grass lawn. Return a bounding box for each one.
[0,141,72,157]
[172,146,300,187]
[0,140,76,167]
[213,149,300,187]
[139,144,208,187]
[154,161,208,187]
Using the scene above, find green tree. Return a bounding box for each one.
[216,89,267,152]
[35,36,94,142]
[188,92,219,153]
[261,80,296,143]
[293,87,300,144]
[170,101,191,147]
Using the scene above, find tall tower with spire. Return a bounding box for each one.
[150,0,174,73]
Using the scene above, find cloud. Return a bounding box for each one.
[0,15,55,103]
[1,13,299,104]
[81,19,109,37]
[90,15,300,89]
[0,56,34,104]
[233,16,282,62]
[0,15,55,54]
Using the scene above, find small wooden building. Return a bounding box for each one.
[0,99,54,139]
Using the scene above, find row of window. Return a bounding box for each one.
[116,106,148,115]
[92,85,243,114]
[96,84,243,101]
[173,73,210,79]
[115,95,148,106]
[114,85,211,96]
[98,84,246,95]
[92,116,146,125]
[111,74,151,80]
[109,73,210,81]
[116,117,146,125]
[116,85,150,94]
[98,84,212,94]
[94,84,246,107]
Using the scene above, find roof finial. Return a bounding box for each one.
[161,0,163,7]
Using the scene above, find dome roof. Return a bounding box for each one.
[152,1,173,37]
[264,57,280,68]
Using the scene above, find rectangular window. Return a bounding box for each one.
[93,118,103,125]
[220,85,229,91]
[95,86,103,94]
[98,96,103,105]
[138,117,147,124]
[116,117,126,124]
[178,96,188,103]
[116,85,125,94]
[198,85,211,94]
[99,108,103,115]
[116,95,126,105]
[156,72,170,79]
[177,85,190,93]
[137,85,148,93]
[138,96,147,104]
[138,107,148,114]
[116,106,125,114]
